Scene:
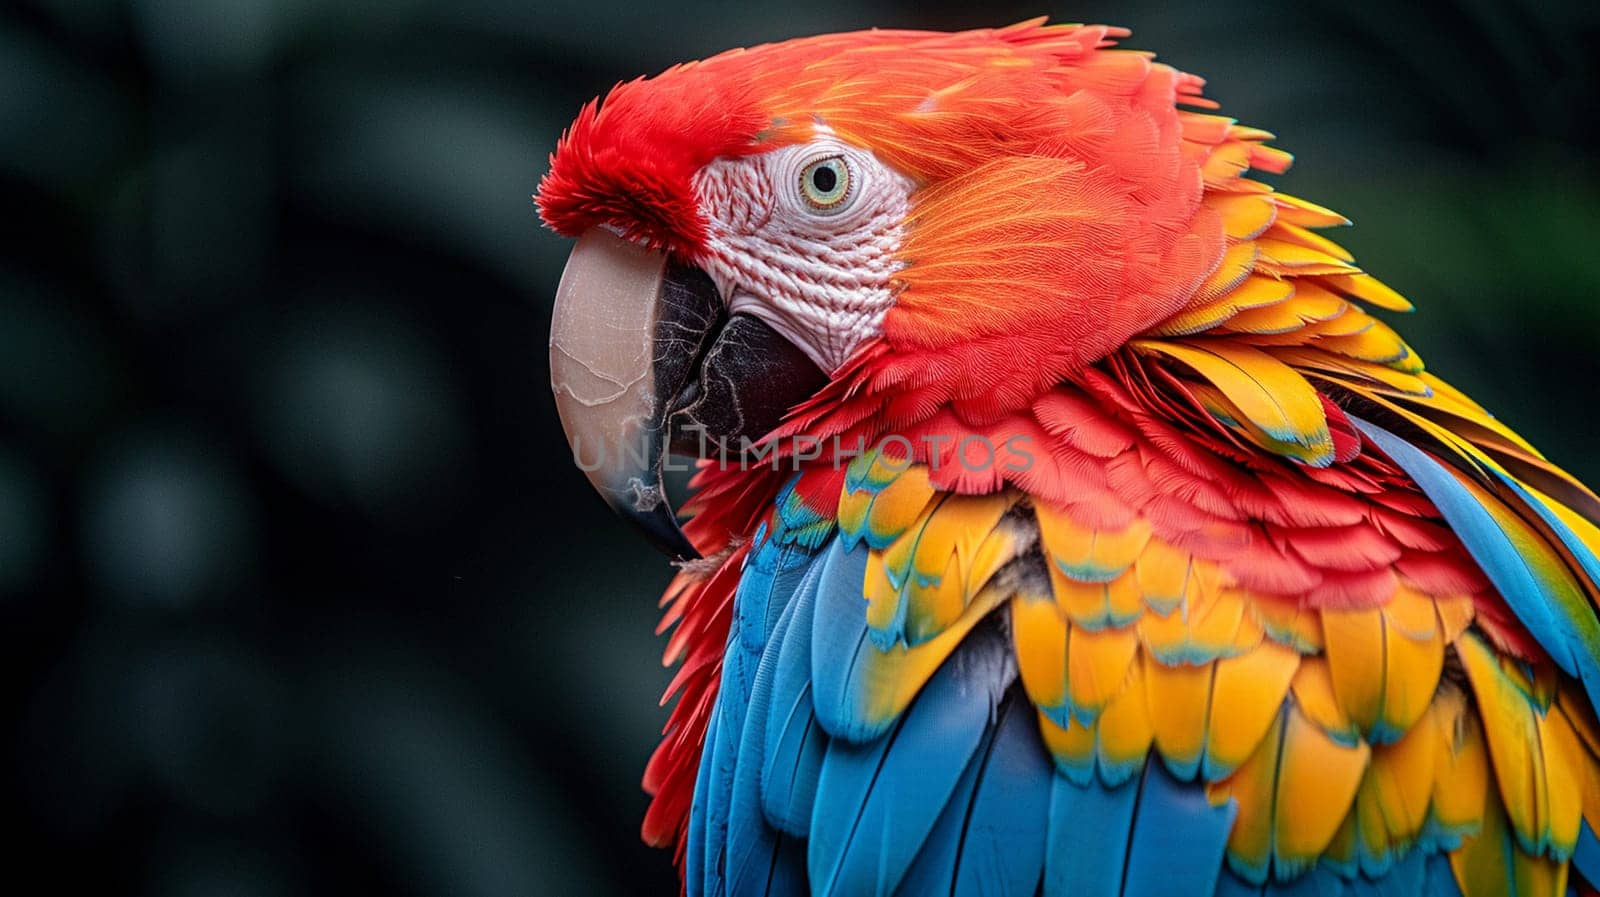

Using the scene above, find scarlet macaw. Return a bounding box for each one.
[537,20,1600,897]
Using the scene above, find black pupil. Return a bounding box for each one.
[811,165,838,194]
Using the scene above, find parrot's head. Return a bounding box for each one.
[538,21,1269,557]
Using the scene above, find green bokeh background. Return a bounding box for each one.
[3,1,1596,894]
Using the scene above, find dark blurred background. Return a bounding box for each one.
[3,1,1597,894]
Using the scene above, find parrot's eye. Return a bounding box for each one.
[798,155,853,213]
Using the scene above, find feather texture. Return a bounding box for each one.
[808,618,1016,897]
[537,19,1600,897]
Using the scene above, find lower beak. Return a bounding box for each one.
[548,228,825,561]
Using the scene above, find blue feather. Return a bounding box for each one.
[1209,850,1452,897]
[1216,852,1454,897]
[892,713,992,896]
[1421,852,1464,897]
[1354,419,1579,677]
[807,621,1015,897]
[761,560,826,836]
[1350,847,1426,897]
[699,624,752,895]
[1214,873,1265,897]
[697,530,822,895]
[724,580,807,897]
[1266,868,1331,897]
[687,707,719,897]
[890,690,1050,897]
[1281,867,1345,897]
[1573,821,1600,893]
[1042,765,1140,897]
[1493,469,1600,597]
[947,689,1051,896]
[1122,760,1237,897]
[1487,468,1600,713]
[808,538,883,743]
[736,529,816,655]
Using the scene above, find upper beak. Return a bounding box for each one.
[549,228,826,561]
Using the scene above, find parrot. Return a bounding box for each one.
[535,19,1600,897]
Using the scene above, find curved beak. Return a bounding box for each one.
[549,228,826,562]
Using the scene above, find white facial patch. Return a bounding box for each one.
[692,137,914,373]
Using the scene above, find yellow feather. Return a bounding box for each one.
[1252,598,1324,652]
[1012,592,1069,713]
[1354,710,1436,863]
[880,495,943,589]
[1274,701,1370,872]
[1037,709,1095,777]
[1539,703,1584,858]
[1205,192,1278,240]
[903,550,966,644]
[1135,538,1193,614]
[1201,141,1253,186]
[1067,623,1140,719]
[1192,241,1260,303]
[1035,504,1151,583]
[1228,598,1267,656]
[864,464,936,541]
[1410,374,1534,451]
[1457,633,1555,857]
[1559,691,1600,759]
[1263,221,1355,262]
[1155,275,1299,337]
[1300,308,1378,341]
[1052,567,1109,624]
[1276,347,1432,397]
[1579,745,1600,840]
[1214,704,1281,875]
[1428,684,1488,841]
[1255,238,1360,274]
[1095,655,1155,775]
[1317,319,1422,372]
[964,519,1017,595]
[1317,272,1414,313]
[1223,298,1336,336]
[1138,562,1253,663]
[1560,698,1600,836]
[1227,286,1346,335]
[1205,639,1300,776]
[1435,594,1476,644]
[1051,566,1144,629]
[1451,792,1569,897]
[892,494,1014,643]
[1193,587,1251,654]
[852,580,1012,730]
[864,551,900,633]
[1226,276,1302,312]
[1272,193,1351,229]
[1377,606,1445,737]
[1143,654,1213,776]
[909,494,1012,591]
[838,486,871,541]
[1132,339,1330,451]
[1539,487,1600,566]
[859,446,915,487]
[1386,585,1441,638]
[1283,280,1347,312]
[1033,501,1089,569]
[1324,809,1357,872]
[1321,608,1386,735]
[1290,655,1359,745]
